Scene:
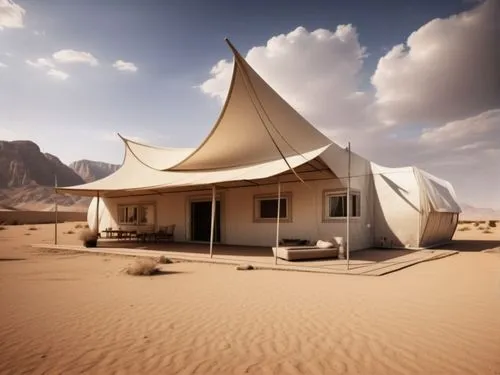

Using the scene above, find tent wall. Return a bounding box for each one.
[87,197,114,233]
[419,212,458,248]
[87,177,373,251]
[371,165,421,248]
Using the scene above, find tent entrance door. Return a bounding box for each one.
[190,200,221,242]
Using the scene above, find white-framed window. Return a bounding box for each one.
[324,190,361,220]
[118,203,155,225]
[254,193,291,222]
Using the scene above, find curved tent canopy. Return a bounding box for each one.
[167,39,332,172]
[57,137,331,197]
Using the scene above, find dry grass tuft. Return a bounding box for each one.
[75,224,83,229]
[158,255,173,264]
[478,226,486,230]
[483,228,493,234]
[125,259,160,276]
[0,226,6,231]
[488,220,497,228]
[457,226,470,232]
[65,230,75,235]
[28,227,38,231]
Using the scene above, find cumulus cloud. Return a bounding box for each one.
[200,25,373,138]
[372,0,500,126]
[47,68,69,80]
[26,58,55,69]
[420,109,500,150]
[112,60,138,72]
[52,49,99,66]
[0,0,25,29]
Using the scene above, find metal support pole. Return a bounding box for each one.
[54,175,58,245]
[274,179,281,266]
[95,191,100,237]
[209,185,216,258]
[346,142,351,271]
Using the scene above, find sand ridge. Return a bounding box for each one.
[0,222,499,374]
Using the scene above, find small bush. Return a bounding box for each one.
[483,229,493,234]
[75,224,83,229]
[24,233,31,236]
[158,255,173,264]
[0,226,6,231]
[488,220,497,228]
[125,259,160,276]
[28,227,38,231]
[65,230,75,235]
[478,226,486,230]
[457,226,470,231]
[84,224,89,229]
[473,222,480,227]
[78,229,98,247]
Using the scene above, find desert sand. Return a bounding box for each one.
[1,221,500,375]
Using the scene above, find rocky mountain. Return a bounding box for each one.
[69,159,120,183]
[0,140,84,188]
[0,140,117,211]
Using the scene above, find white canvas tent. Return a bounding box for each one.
[57,39,461,251]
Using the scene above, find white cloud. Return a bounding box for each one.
[372,0,500,126]
[200,25,372,140]
[0,61,7,68]
[26,58,55,69]
[52,49,99,66]
[112,60,138,72]
[420,109,500,149]
[0,0,25,29]
[46,68,69,80]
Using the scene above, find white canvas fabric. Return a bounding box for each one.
[168,40,332,171]
[415,169,462,213]
[58,142,330,196]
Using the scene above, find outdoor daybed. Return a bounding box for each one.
[272,245,339,261]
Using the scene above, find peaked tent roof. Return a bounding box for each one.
[166,39,332,171]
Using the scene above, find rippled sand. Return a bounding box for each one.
[0,222,499,374]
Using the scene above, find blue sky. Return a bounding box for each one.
[1,0,498,207]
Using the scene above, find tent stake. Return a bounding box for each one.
[54,175,58,245]
[209,185,216,258]
[274,178,281,266]
[346,142,351,271]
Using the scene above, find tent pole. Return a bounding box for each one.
[209,185,216,259]
[54,175,58,245]
[346,142,351,271]
[95,191,100,237]
[274,178,281,266]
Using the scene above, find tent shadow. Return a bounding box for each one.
[439,239,500,252]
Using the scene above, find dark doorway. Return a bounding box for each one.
[190,200,221,242]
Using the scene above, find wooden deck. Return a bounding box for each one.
[33,239,459,276]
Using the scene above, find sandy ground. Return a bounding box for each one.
[0,222,500,375]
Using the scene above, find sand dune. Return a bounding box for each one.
[0,223,499,374]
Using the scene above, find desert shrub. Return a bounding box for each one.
[473,222,480,227]
[84,224,89,229]
[158,255,173,264]
[488,220,497,228]
[75,224,83,229]
[125,259,160,276]
[457,226,470,231]
[0,226,6,231]
[78,229,98,247]
[24,233,31,236]
[28,227,38,231]
[483,229,493,234]
[478,226,486,230]
[65,230,75,235]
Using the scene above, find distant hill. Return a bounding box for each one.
[69,159,120,183]
[0,140,118,211]
[459,203,500,221]
[0,140,84,188]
